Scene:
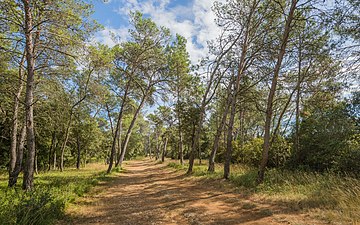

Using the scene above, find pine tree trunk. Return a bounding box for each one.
[60,114,72,171]
[118,92,147,167]
[161,137,168,162]
[9,52,25,180]
[22,0,36,191]
[8,124,26,187]
[48,131,56,171]
[208,81,233,172]
[187,122,197,174]
[76,133,81,169]
[110,80,130,171]
[34,153,38,175]
[224,31,249,179]
[257,0,298,184]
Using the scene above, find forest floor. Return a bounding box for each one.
[62,159,329,225]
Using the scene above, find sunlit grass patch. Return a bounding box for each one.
[167,160,360,224]
[0,163,120,225]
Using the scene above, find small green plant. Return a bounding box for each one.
[0,163,119,225]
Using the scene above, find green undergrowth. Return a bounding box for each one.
[168,161,360,224]
[0,164,121,225]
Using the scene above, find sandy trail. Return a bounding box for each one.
[65,159,325,225]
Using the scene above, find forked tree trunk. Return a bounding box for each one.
[9,52,25,182]
[109,80,130,172]
[8,124,26,187]
[8,52,26,187]
[118,91,147,167]
[257,0,298,184]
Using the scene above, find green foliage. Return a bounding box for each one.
[0,164,118,225]
[293,102,358,172]
[233,136,291,167]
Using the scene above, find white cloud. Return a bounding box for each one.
[94,27,130,47]
[108,0,221,64]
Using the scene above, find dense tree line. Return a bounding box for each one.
[0,0,359,191]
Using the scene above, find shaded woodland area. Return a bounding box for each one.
[0,0,359,224]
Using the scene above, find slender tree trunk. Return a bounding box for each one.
[208,81,233,172]
[187,33,243,174]
[115,123,121,165]
[59,68,93,172]
[257,0,298,184]
[224,81,237,179]
[177,90,184,165]
[34,152,38,175]
[8,52,26,187]
[48,131,56,171]
[22,0,36,191]
[118,91,147,167]
[108,116,121,172]
[179,129,184,165]
[148,133,152,158]
[187,122,197,173]
[8,124,26,187]
[155,132,159,160]
[110,80,130,172]
[9,52,25,180]
[60,115,72,172]
[161,137,168,162]
[294,33,303,163]
[224,33,249,179]
[76,133,81,169]
[53,143,57,170]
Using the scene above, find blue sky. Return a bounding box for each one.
[91,0,221,64]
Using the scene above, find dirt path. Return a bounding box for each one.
[65,159,326,225]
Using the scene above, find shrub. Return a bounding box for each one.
[234,136,291,167]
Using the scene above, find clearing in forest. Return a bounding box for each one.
[63,159,327,225]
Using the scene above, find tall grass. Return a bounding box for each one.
[0,163,119,225]
[168,160,360,224]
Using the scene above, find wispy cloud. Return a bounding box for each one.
[95,0,221,64]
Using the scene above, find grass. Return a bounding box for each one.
[0,163,121,225]
[168,160,360,224]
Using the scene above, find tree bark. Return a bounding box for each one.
[59,68,93,172]
[8,123,26,187]
[109,80,131,172]
[257,0,298,184]
[224,26,250,179]
[161,136,168,162]
[208,81,233,173]
[53,143,57,170]
[8,52,25,187]
[76,132,81,169]
[294,33,303,163]
[22,0,36,191]
[187,122,197,174]
[117,90,147,168]
[48,131,56,171]
[9,52,25,178]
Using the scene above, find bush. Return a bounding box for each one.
[234,136,291,168]
[0,164,116,225]
[293,103,358,172]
